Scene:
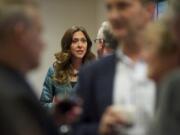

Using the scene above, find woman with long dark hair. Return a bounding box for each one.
[40,26,95,110]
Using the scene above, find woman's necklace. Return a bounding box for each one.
[70,65,79,81]
[72,70,79,77]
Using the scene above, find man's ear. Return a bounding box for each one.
[14,22,26,36]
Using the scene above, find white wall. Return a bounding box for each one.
[96,0,106,28]
[28,0,106,96]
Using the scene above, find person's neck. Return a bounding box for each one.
[0,52,28,75]
[71,57,82,70]
[121,38,142,62]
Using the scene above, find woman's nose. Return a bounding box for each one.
[77,41,83,47]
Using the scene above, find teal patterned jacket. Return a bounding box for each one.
[40,67,74,110]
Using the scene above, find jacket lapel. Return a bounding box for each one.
[95,54,117,117]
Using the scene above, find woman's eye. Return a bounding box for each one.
[72,38,87,43]
[72,39,78,43]
[81,39,87,43]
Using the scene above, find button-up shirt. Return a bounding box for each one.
[113,48,156,135]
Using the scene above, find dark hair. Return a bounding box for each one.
[60,26,93,54]
[53,26,95,84]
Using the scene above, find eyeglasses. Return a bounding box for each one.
[94,39,106,44]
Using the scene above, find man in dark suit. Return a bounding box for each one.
[0,1,59,135]
[73,0,156,135]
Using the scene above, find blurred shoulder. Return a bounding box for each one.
[164,69,180,85]
[46,66,55,78]
[80,53,116,73]
[161,69,180,95]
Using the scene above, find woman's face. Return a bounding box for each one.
[143,31,178,83]
[70,31,88,59]
[142,31,166,82]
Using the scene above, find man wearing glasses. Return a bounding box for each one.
[95,21,118,58]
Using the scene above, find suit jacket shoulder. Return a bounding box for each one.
[73,54,117,135]
[80,54,117,74]
[160,69,180,114]
[0,65,59,135]
[149,69,180,135]
[77,53,117,98]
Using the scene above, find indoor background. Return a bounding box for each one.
[28,0,168,96]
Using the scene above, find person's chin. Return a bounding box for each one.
[74,55,84,59]
[113,29,127,40]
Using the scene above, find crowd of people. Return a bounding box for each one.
[0,0,180,135]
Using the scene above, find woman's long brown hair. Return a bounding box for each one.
[53,26,95,84]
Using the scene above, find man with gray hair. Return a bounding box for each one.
[95,21,118,58]
[0,1,59,135]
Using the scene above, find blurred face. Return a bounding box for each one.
[142,33,163,82]
[20,9,44,70]
[142,31,178,83]
[70,31,88,60]
[106,0,153,39]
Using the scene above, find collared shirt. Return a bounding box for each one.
[113,48,156,135]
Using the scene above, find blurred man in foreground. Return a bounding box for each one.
[0,1,59,135]
[74,0,156,135]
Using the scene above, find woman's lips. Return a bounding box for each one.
[76,50,84,54]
